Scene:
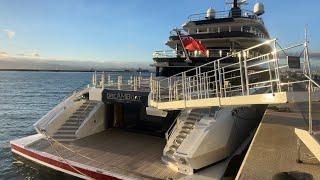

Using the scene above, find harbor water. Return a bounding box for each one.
[0,71,141,179]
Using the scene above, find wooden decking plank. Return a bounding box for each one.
[28,129,184,179]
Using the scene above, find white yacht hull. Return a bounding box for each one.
[163,105,266,174]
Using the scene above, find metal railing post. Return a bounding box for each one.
[267,54,274,94]
[205,72,209,98]
[158,81,161,102]
[308,80,313,134]
[238,52,245,96]
[196,68,200,99]
[218,61,223,98]
[101,72,105,89]
[107,75,111,86]
[243,52,250,95]
[199,68,203,99]
[273,41,282,92]
[222,68,226,97]
[169,78,172,101]
[182,72,186,107]
[214,61,219,98]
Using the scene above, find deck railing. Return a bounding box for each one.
[188,10,263,22]
[91,72,154,91]
[150,38,315,106]
[304,74,320,135]
[153,48,262,59]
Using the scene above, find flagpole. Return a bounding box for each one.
[175,29,192,63]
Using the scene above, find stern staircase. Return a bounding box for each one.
[53,100,99,142]
[162,110,204,173]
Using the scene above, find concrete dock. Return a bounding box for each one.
[236,102,320,180]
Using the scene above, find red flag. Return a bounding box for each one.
[181,36,207,55]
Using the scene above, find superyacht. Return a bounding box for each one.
[11,1,276,179]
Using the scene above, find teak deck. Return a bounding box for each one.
[28,129,184,179]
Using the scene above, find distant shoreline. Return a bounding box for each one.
[0,69,151,73]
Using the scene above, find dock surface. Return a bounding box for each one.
[237,102,320,179]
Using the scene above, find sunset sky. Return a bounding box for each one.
[0,0,319,63]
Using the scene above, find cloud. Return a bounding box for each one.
[0,52,9,57]
[31,52,40,57]
[3,29,15,39]
[15,52,40,58]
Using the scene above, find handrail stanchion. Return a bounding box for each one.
[273,40,282,92]
[308,80,312,134]
[238,52,245,96]
[205,72,209,98]
[169,78,172,101]
[304,74,320,135]
[107,75,111,86]
[214,61,219,98]
[158,81,161,102]
[218,61,223,98]
[267,54,274,94]
[182,72,186,107]
[222,67,226,97]
[199,68,203,99]
[196,68,200,99]
[242,52,250,95]
[101,72,105,89]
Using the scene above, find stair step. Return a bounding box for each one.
[175,138,183,144]
[177,134,187,139]
[64,122,81,126]
[53,135,76,140]
[176,137,185,142]
[70,115,87,118]
[78,106,95,109]
[173,140,181,146]
[66,119,80,122]
[183,124,195,128]
[55,132,75,136]
[56,129,76,133]
[58,127,78,131]
[184,121,195,125]
[166,150,175,155]
[60,125,78,129]
[161,154,177,165]
[181,127,192,132]
[170,145,179,151]
[68,118,86,122]
[179,131,189,136]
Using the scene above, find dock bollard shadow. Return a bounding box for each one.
[272,171,314,180]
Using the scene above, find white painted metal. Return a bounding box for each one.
[149,39,319,110]
[295,128,320,162]
[162,105,262,175]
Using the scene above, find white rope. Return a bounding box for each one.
[41,131,160,180]
[42,131,94,179]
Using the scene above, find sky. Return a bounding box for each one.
[0,0,319,64]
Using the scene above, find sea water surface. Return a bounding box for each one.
[0,71,100,179]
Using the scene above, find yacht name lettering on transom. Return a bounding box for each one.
[106,92,141,102]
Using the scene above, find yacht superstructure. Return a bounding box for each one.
[10,1,319,179]
[153,1,270,77]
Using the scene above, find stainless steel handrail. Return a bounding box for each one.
[187,10,262,22]
[304,74,320,135]
[150,38,314,108]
